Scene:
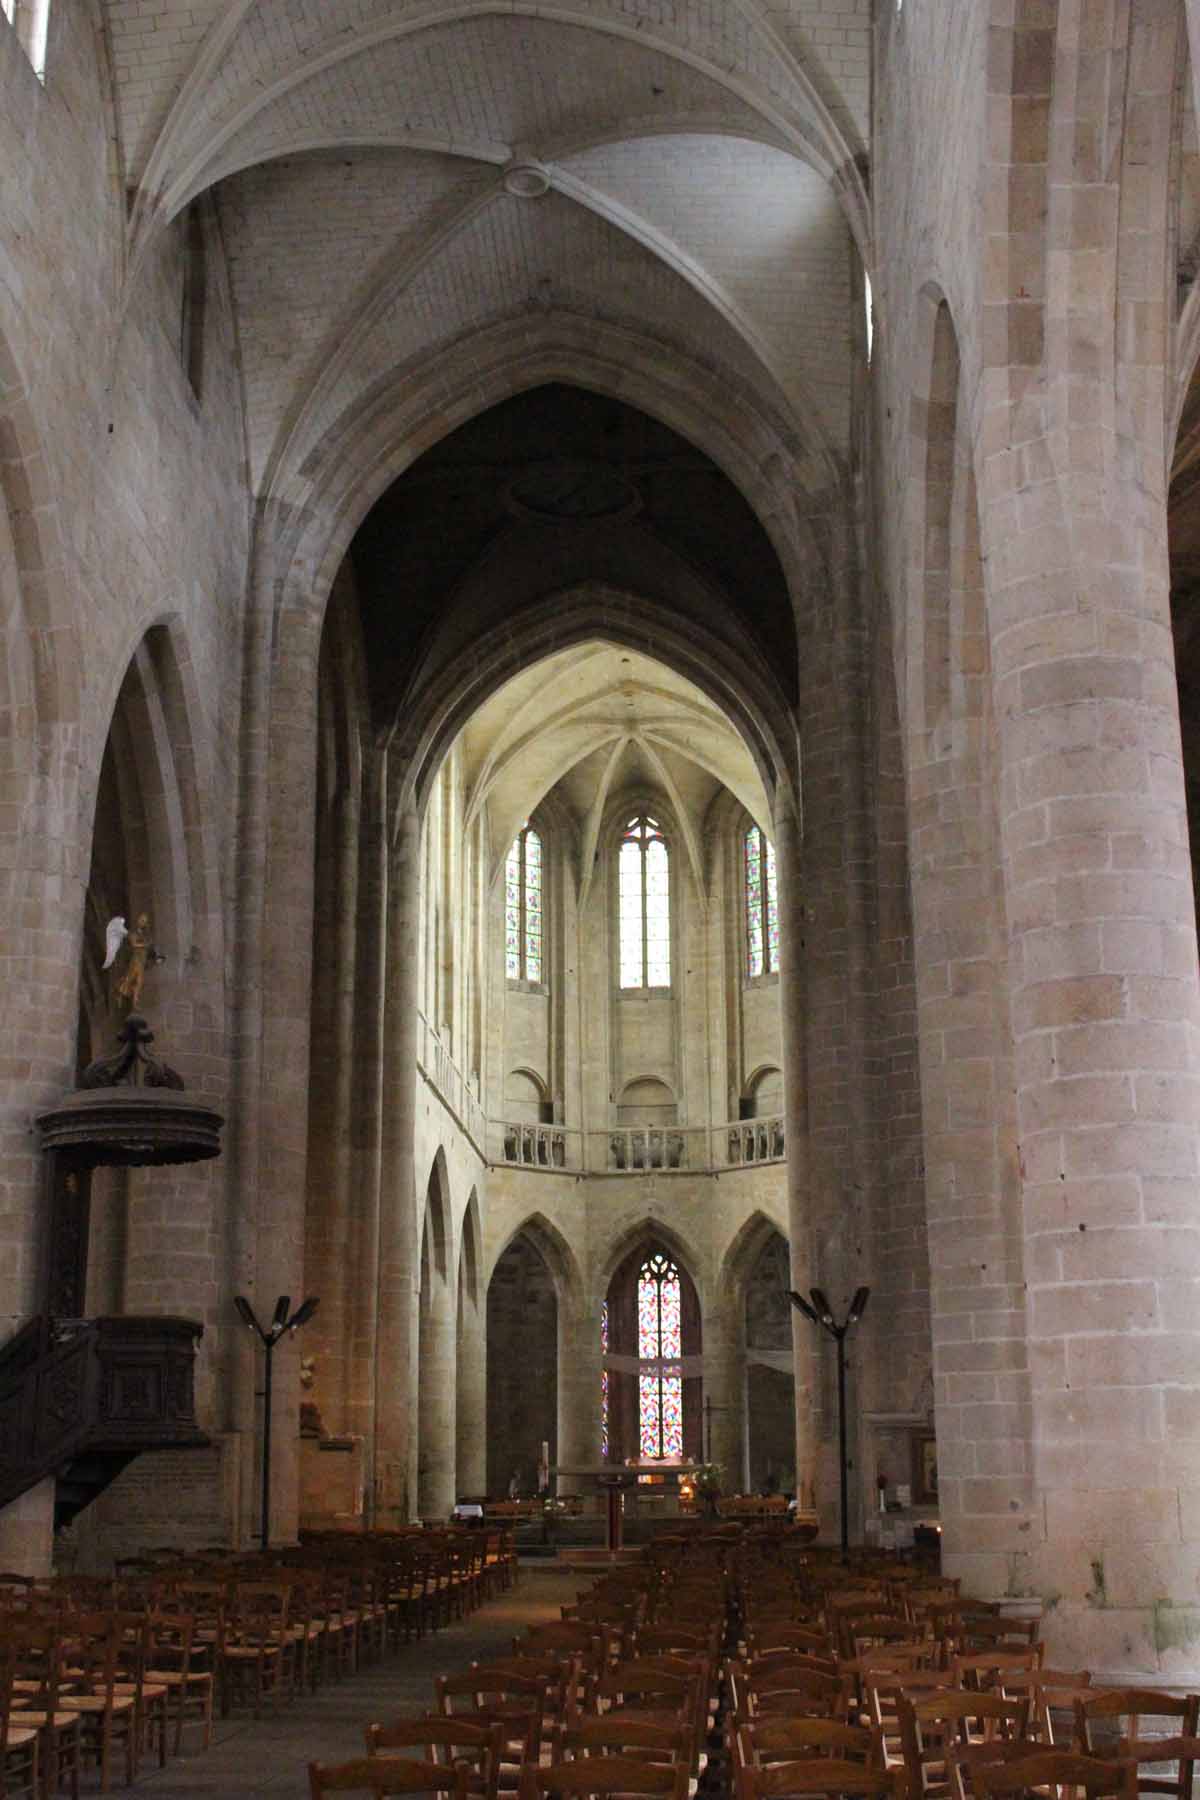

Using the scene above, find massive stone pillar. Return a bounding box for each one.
[969,1,1200,1675]
[557,1294,601,1472]
[774,797,817,1506]
[417,1265,457,1519]
[346,750,387,1448]
[373,795,421,1524]
[455,1284,487,1497]
[702,1291,746,1489]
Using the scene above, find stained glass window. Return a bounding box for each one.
[637,1251,683,1460]
[505,824,544,983]
[600,1301,610,1459]
[744,824,779,978]
[619,816,670,989]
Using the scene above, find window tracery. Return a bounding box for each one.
[637,1251,683,1460]
[619,815,670,989]
[744,824,779,979]
[505,823,543,984]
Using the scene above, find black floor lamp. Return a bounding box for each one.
[789,1285,870,1561]
[234,1293,320,1549]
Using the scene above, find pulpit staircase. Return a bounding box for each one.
[0,1313,207,1531]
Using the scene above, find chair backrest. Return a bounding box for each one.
[736,1719,880,1767]
[970,1750,1135,1800]
[733,1756,897,1800]
[951,1649,1044,1692]
[365,1717,504,1800]
[309,1757,472,1797]
[898,1689,1028,1800]
[72,1612,121,1701]
[518,1754,685,1800]
[1074,1689,1200,1793]
[748,1627,833,1660]
[1075,1689,1199,1744]
[1118,1734,1200,1800]
[435,1669,550,1761]
[553,1716,691,1766]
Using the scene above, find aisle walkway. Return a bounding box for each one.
[136,1565,579,1800]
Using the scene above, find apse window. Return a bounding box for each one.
[3,0,50,80]
[505,823,544,985]
[638,1251,683,1460]
[744,824,779,979]
[619,814,671,989]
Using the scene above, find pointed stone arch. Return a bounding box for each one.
[488,1210,584,1314]
[596,1214,703,1303]
[421,1146,452,1286]
[717,1208,790,1309]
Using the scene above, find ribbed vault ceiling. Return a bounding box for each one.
[102,0,868,504]
[456,642,770,894]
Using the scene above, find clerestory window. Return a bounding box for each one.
[3,0,50,80]
[505,823,543,984]
[618,815,670,989]
[744,823,779,979]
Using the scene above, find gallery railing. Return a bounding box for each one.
[491,1115,785,1174]
[415,1014,487,1154]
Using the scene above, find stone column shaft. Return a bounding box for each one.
[774,799,817,1505]
[456,1293,487,1496]
[374,797,421,1524]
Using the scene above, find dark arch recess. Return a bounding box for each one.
[349,382,799,722]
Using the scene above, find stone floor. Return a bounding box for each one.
[133,1565,580,1799]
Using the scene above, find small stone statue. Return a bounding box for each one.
[299,1353,327,1439]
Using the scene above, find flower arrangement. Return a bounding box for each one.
[692,1462,722,1495]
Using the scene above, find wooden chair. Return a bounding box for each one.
[1074,1691,1200,1800]
[1117,1738,1200,1800]
[897,1690,1028,1800]
[745,1627,835,1662]
[733,1755,899,1800]
[958,1619,1039,1657]
[1027,1674,1092,1747]
[64,1612,140,1792]
[552,1715,692,1772]
[862,1668,957,1768]
[365,1718,505,1800]
[309,1756,472,1798]
[111,1610,170,1772]
[518,1754,686,1800]
[0,1642,39,1800]
[144,1608,214,1755]
[969,1750,1136,1800]
[735,1718,881,1771]
[8,1618,80,1800]
[435,1668,552,1784]
[220,1582,294,1718]
[475,1658,580,1738]
[850,1619,928,1661]
[729,1665,842,1726]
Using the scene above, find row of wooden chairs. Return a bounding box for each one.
[0,1525,518,1797]
[309,1540,727,1797]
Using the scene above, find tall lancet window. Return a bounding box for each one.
[619,815,670,989]
[744,824,779,978]
[505,823,543,983]
[638,1251,683,1460]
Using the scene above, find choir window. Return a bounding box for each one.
[744,824,779,979]
[619,815,670,989]
[505,824,544,984]
[638,1251,683,1460]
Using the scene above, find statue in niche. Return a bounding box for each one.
[299,1354,327,1439]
